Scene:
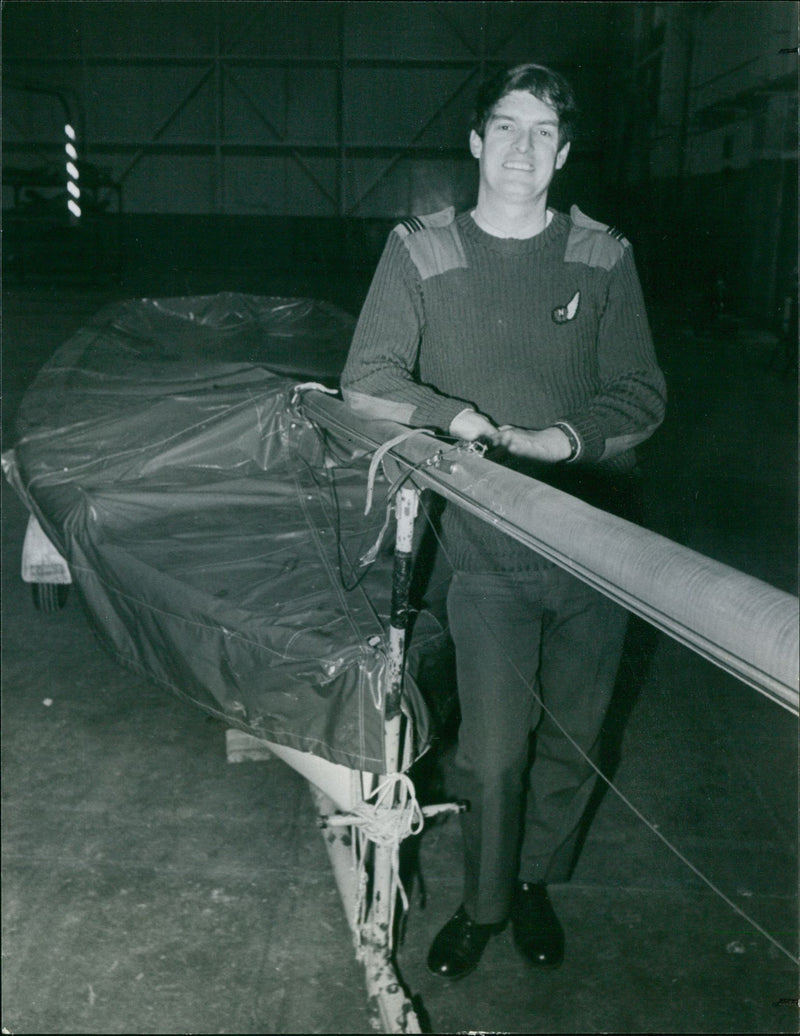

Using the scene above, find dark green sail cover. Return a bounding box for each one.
[4,294,437,773]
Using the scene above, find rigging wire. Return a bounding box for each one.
[414,491,799,968]
[292,392,797,966]
[287,422,378,594]
[301,412,445,593]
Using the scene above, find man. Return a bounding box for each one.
[341,64,666,979]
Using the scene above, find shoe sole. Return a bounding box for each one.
[426,961,481,981]
[512,939,564,970]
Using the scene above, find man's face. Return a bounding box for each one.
[469,90,570,206]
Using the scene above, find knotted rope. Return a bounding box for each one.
[352,772,424,957]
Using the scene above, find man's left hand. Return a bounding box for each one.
[494,425,573,463]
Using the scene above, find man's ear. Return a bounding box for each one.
[469,130,483,159]
[556,140,571,170]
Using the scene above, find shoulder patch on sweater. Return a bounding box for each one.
[393,207,467,281]
[564,204,629,271]
[393,207,456,237]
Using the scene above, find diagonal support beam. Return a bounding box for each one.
[343,1,544,219]
[345,66,481,215]
[224,2,271,55]
[431,2,480,57]
[224,65,338,210]
[116,64,217,186]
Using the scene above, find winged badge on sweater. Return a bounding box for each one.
[552,290,580,324]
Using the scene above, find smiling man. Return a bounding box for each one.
[469,90,570,237]
[341,64,666,980]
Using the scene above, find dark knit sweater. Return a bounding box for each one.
[341,207,666,572]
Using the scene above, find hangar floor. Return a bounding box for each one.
[2,236,798,1035]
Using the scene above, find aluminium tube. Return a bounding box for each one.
[300,392,799,716]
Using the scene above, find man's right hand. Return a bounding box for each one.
[448,408,499,443]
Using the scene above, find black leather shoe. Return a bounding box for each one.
[427,905,502,980]
[512,882,565,968]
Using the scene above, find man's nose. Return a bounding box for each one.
[513,130,532,152]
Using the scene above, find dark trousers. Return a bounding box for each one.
[447,566,628,924]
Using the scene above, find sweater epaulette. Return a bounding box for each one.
[565,204,629,271]
[393,207,467,281]
[393,207,456,237]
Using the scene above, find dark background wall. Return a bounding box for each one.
[3,1,797,321]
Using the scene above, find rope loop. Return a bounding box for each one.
[353,771,424,847]
[364,428,430,515]
[351,772,424,958]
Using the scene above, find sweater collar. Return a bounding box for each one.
[458,208,569,255]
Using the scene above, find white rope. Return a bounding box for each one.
[358,428,434,566]
[358,498,395,567]
[351,772,424,958]
[364,428,429,516]
[353,771,424,846]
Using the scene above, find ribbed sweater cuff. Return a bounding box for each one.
[563,412,605,463]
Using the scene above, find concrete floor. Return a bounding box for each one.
[2,249,798,1033]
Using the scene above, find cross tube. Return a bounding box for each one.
[300,391,799,716]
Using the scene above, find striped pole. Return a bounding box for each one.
[64,124,81,222]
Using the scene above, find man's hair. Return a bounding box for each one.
[471,63,579,146]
